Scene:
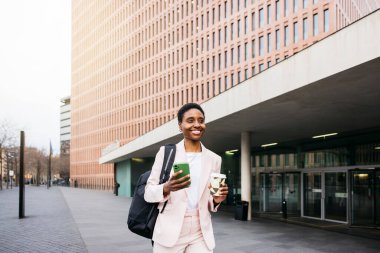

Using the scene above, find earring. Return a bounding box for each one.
[179,129,182,132]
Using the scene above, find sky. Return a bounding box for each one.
[0,0,71,154]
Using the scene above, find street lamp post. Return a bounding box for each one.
[6,153,9,189]
[9,170,14,189]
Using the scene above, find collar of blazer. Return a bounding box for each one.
[175,139,212,202]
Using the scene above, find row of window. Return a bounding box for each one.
[73,0,326,74]
[253,143,380,169]
[74,8,329,96]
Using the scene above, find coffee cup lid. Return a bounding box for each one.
[211,173,226,178]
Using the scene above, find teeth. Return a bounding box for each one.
[192,130,201,134]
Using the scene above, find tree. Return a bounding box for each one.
[24,147,47,184]
[0,119,18,190]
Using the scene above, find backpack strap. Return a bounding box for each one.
[159,144,176,184]
[158,144,176,214]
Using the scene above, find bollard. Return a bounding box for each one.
[282,200,287,219]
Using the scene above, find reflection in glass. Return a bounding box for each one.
[351,171,374,225]
[285,173,300,215]
[261,173,283,212]
[304,172,321,218]
[325,172,347,221]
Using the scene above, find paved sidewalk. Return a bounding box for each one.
[0,186,87,253]
[1,186,379,253]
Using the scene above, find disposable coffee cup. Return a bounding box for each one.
[210,173,226,196]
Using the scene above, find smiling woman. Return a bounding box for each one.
[144,103,229,253]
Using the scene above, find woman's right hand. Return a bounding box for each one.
[163,171,191,196]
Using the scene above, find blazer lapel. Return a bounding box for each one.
[198,143,212,201]
[175,140,190,198]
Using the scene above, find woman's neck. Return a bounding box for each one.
[184,139,202,152]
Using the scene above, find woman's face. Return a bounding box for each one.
[179,108,206,142]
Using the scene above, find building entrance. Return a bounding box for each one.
[260,172,300,215]
[350,169,380,227]
[303,171,348,222]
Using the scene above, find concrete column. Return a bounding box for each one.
[241,131,252,220]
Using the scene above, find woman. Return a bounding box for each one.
[144,103,228,253]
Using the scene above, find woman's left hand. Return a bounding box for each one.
[212,183,228,205]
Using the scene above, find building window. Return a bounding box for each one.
[252,66,256,76]
[224,0,227,18]
[238,19,241,37]
[238,71,241,83]
[252,12,255,31]
[267,33,272,53]
[313,13,318,36]
[284,0,289,16]
[275,0,280,20]
[293,22,298,43]
[218,53,221,70]
[303,0,308,9]
[267,4,272,24]
[303,17,308,40]
[218,4,221,21]
[259,36,264,56]
[284,25,289,46]
[244,16,248,34]
[225,75,228,90]
[275,29,280,49]
[225,50,228,68]
[324,9,329,32]
[259,8,264,28]
[231,22,234,40]
[224,26,228,43]
[219,28,222,45]
[212,8,215,24]
[259,63,264,72]
[244,42,248,60]
[231,48,234,65]
[231,73,234,86]
[244,69,248,80]
[237,45,241,63]
[294,0,298,12]
[313,0,318,4]
[251,39,255,58]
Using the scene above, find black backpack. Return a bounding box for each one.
[127,144,176,239]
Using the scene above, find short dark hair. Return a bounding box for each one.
[177,103,205,123]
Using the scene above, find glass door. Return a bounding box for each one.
[284,173,300,215]
[351,170,375,226]
[261,173,283,212]
[325,172,347,222]
[303,172,322,218]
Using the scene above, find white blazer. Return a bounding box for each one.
[144,140,222,250]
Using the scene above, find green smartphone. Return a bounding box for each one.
[173,162,191,185]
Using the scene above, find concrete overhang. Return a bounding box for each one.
[100,10,380,164]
